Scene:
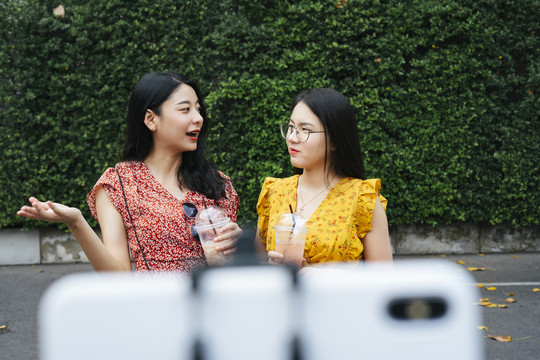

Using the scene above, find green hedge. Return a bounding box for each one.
[1,0,538,230]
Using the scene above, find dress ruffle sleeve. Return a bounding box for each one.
[354,178,387,239]
[256,177,278,244]
[86,166,125,222]
[217,172,239,222]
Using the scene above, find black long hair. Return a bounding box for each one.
[122,72,227,199]
[292,88,366,180]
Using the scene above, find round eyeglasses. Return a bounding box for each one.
[280,122,325,143]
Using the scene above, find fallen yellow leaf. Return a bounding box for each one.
[457,260,465,264]
[533,288,540,292]
[0,324,6,330]
[478,253,485,256]
[480,298,490,302]
[488,335,512,342]
[505,298,516,303]
[497,304,508,308]
[477,301,493,307]
[467,267,485,271]
[477,326,488,330]
[477,284,484,288]
[507,292,515,296]
[486,286,497,291]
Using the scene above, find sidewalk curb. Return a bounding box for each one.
[1,224,539,265]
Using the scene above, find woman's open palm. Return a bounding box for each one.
[17,197,81,225]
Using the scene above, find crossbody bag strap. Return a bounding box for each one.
[114,166,151,272]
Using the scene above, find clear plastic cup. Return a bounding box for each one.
[193,206,232,266]
[273,213,308,268]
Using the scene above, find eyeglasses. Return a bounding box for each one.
[280,121,325,143]
[183,203,200,242]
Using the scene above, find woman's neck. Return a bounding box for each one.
[143,150,182,186]
[300,167,340,190]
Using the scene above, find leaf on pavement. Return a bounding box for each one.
[533,288,540,292]
[486,286,497,291]
[477,326,488,330]
[476,300,500,307]
[0,324,6,330]
[488,335,512,342]
[457,260,465,264]
[467,267,485,271]
[477,298,509,308]
[505,298,516,303]
[477,300,493,307]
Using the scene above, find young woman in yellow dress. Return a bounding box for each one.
[256,88,393,266]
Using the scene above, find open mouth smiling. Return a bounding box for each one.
[186,130,200,139]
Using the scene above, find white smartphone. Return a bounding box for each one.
[297,260,483,360]
[39,272,194,360]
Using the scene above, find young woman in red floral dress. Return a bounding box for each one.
[18,72,242,272]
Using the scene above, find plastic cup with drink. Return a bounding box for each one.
[273,212,308,268]
[193,205,233,266]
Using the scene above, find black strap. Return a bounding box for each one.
[114,166,151,272]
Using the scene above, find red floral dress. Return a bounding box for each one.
[87,161,239,272]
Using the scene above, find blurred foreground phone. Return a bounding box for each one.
[39,260,482,360]
[297,260,482,360]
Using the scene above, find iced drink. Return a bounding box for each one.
[194,219,232,266]
[273,213,308,268]
[193,206,232,266]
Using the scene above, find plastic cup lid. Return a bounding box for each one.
[273,213,307,230]
[193,218,229,231]
[195,205,228,225]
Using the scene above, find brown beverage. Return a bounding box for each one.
[273,213,308,268]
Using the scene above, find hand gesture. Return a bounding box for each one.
[17,197,82,226]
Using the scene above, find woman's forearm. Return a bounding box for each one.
[67,215,129,271]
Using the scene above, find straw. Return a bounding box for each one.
[283,204,297,248]
[288,204,296,228]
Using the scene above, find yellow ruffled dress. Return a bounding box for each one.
[257,175,387,264]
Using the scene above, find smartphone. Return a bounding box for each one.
[297,260,483,360]
[39,273,194,360]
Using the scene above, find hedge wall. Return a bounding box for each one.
[1,0,538,230]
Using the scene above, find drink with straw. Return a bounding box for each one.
[273,212,308,268]
[194,205,232,266]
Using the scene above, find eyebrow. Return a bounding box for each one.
[289,119,315,127]
[175,100,200,106]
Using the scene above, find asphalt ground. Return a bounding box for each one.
[1,253,539,360]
